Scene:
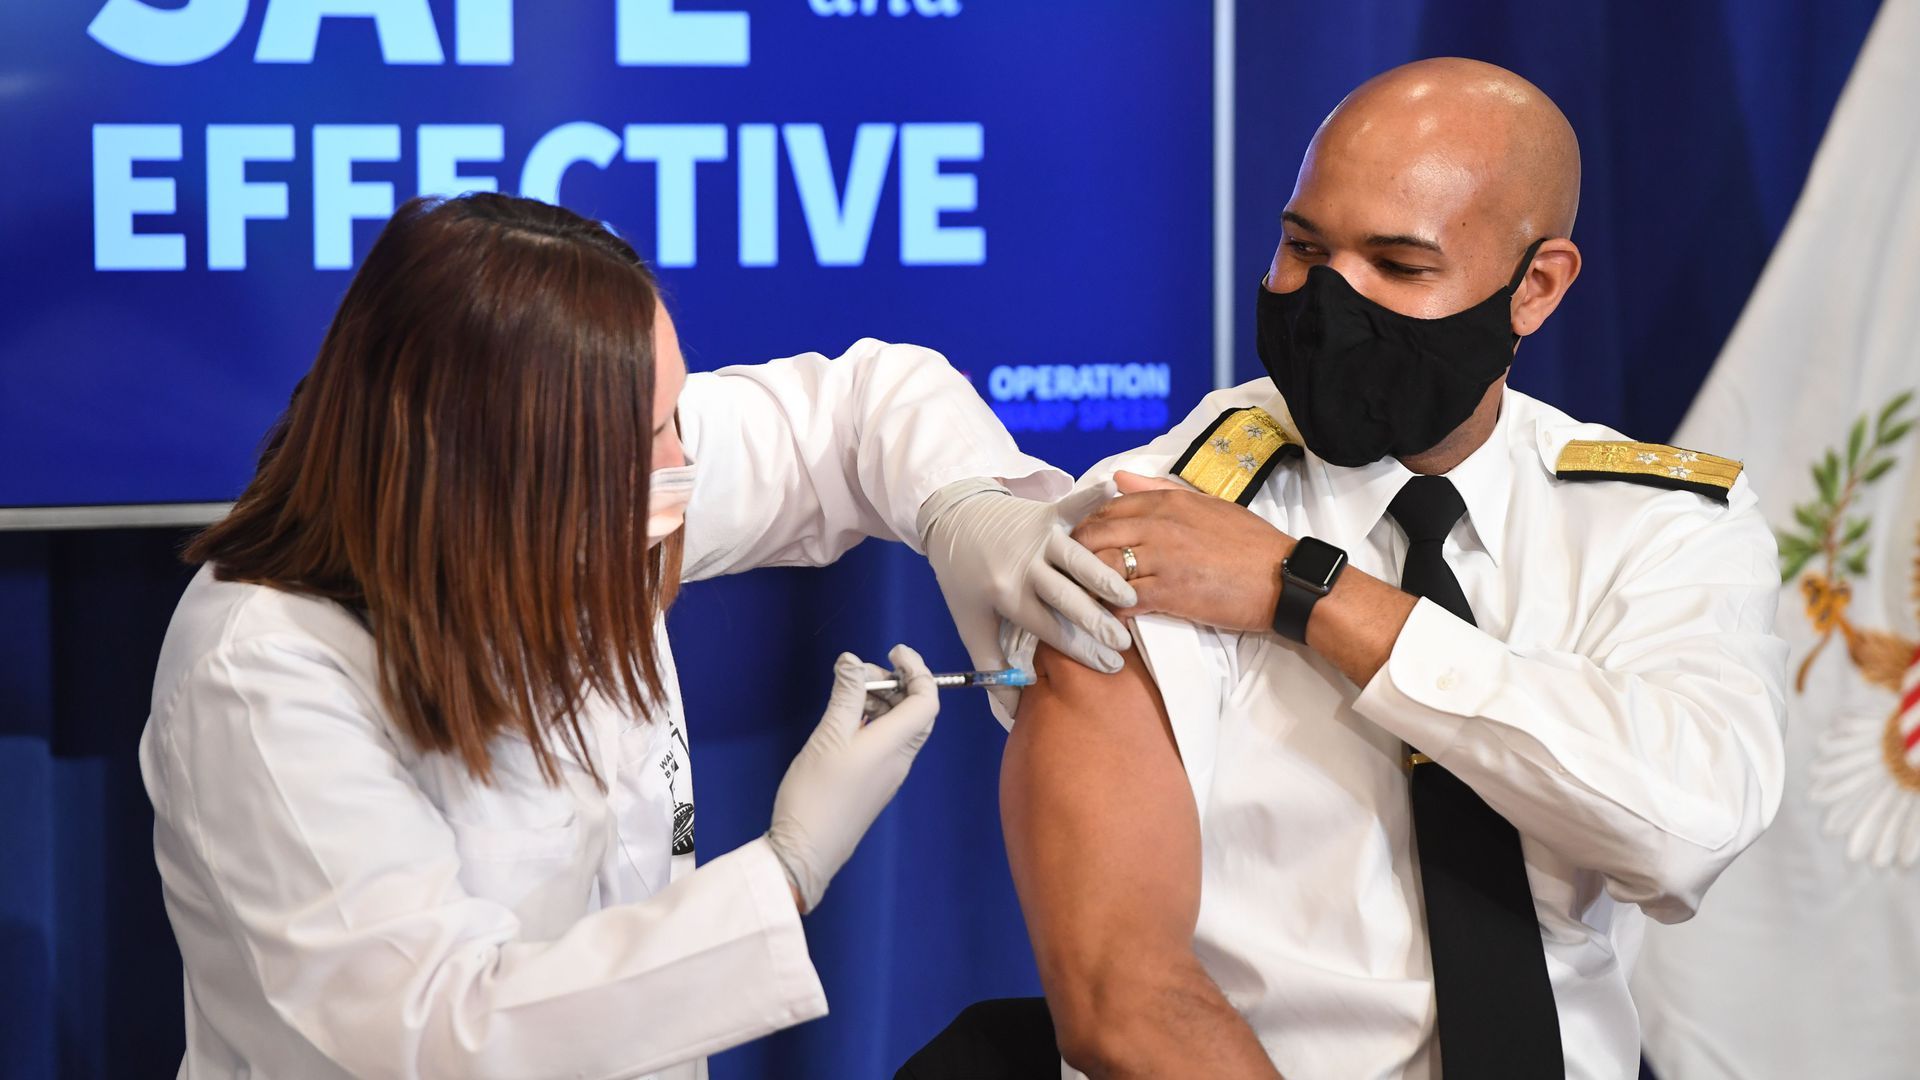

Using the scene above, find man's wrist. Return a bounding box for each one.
[1256,535,1296,630]
[1272,537,1348,643]
[1305,569,1419,685]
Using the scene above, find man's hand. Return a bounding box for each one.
[1076,471,1418,685]
[1070,471,1295,632]
[920,479,1138,691]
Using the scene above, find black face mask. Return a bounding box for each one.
[1255,238,1546,467]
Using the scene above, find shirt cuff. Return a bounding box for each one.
[996,459,1074,502]
[1352,597,1505,761]
[731,836,830,1031]
[912,459,1072,515]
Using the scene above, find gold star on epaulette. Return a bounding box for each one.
[1555,439,1742,503]
[1169,406,1302,505]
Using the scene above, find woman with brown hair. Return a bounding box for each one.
[140,193,1133,1078]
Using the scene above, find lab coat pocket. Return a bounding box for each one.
[447,812,583,864]
[446,813,589,928]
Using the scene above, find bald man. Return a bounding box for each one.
[994,59,1787,1079]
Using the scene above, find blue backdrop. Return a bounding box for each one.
[0,1,1211,503]
[0,1,1885,1077]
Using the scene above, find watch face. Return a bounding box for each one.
[1286,537,1348,590]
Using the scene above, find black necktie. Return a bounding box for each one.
[1387,475,1564,1078]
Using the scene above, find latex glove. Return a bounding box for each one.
[767,645,939,913]
[919,479,1137,700]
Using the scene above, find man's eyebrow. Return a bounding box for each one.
[1364,232,1445,255]
[1283,212,1445,256]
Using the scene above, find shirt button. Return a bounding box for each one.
[1435,671,1460,691]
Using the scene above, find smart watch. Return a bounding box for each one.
[1272,536,1348,644]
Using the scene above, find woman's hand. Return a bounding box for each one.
[920,479,1138,678]
[766,645,940,913]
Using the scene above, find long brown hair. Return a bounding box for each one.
[188,193,680,785]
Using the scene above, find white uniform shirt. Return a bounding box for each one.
[1048,382,1788,1080]
[142,339,1068,1080]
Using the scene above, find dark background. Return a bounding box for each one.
[0,1,1886,1077]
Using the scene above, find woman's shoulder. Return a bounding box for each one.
[150,565,381,725]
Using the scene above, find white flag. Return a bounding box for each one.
[1632,1,1920,1076]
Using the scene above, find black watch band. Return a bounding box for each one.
[1272,536,1348,644]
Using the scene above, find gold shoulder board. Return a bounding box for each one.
[1170,406,1301,505]
[1554,439,1742,504]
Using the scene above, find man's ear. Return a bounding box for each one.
[1512,238,1581,338]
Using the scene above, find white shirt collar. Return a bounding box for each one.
[1434,387,1515,567]
[1292,386,1516,567]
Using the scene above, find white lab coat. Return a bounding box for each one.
[141,339,1068,1080]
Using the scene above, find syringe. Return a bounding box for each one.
[863,668,1034,695]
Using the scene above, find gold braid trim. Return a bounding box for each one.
[1556,439,1742,499]
[1174,407,1297,505]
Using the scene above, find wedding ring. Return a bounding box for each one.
[1121,545,1139,580]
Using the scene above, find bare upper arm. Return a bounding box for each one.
[1000,640,1201,1000]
